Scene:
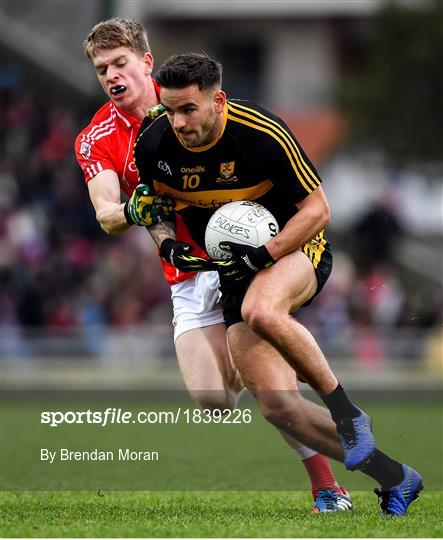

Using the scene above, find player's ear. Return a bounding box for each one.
[213,90,226,113]
[143,52,154,76]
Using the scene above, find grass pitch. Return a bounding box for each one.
[1,398,442,537]
[1,490,442,537]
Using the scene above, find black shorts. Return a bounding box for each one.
[220,240,333,328]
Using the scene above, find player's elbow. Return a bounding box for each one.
[313,198,330,230]
[298,190,331,230]
[321,204,331,228]
[96,214,112,235]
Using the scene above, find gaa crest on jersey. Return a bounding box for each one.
[217,161,238,184]
[80,141,91,160]
[220,161,235,179]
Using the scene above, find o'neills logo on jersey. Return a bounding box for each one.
[181,166,205,174]
[217,161,238,183]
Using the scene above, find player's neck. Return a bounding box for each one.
[124,77,159,121]
[203,108,226,146]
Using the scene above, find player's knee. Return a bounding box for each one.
[241,299,276,337]
[257,393,303,429]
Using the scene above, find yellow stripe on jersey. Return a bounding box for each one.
[302,230,327,269]
[228,110,314,194]
[227,102,320,192]
[228,101,320,190]
[153,178,273,209]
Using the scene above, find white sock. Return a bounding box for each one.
[295,446,318,460]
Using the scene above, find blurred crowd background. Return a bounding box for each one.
[1,0,441,385]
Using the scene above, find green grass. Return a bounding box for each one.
[1,490,442,537]
[1,398,442,536]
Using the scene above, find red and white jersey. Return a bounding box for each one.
[75,98,207,286]
[76,101,140,195]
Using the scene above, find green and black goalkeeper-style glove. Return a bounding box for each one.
[124,184,174,227]
[159,239,214,272]
[210,242,275,282]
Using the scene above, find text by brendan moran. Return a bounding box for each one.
[41,448,159,463]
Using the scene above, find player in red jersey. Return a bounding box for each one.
[75,18,352,512]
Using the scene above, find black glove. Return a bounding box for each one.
[159,239,214,272]
[210,242,275,282]
[124,184,174,227]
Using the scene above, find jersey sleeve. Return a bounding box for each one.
[75,131,116,183]
[267,116,322,204]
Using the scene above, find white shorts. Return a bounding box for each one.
[171,271,224,343]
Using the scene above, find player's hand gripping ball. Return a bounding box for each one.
[159,239,214,272]
[211,243,275,282]
[124,184,174,227]
[205,201,279,281]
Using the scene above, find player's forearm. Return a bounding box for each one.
[147,220,176,247]
[266,205,330,261]
[95,202,131,235]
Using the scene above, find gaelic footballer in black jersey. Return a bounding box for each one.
[134,99,332,323]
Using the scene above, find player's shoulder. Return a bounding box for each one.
[135,109,170,152]
[75,102,117,148]
[226,99,292,147]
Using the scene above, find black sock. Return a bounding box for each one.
[320,384,361,423]
[357,449,404,490]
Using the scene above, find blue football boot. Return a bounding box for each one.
[312,486,353,513]
[374,464,423,516]
[336,408,375,470]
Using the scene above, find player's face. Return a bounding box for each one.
[92,46,153,111]
[160,85,226,148]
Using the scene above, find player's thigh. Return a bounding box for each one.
[175,323,238,392]
[244,250,318,315]
[227,322,298,392]
[171,271,242,398]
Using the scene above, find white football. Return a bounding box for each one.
[205,201,280,260]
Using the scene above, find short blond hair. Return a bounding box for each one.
[83,18,150,60]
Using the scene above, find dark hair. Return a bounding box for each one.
[155,53,222,91]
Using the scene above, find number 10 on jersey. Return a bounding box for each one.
[183,174,200,189]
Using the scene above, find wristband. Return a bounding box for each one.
[123,201,134,226]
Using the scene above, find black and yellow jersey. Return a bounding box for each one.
[134,99,325,253]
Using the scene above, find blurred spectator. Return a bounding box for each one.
[350,265,405,328]
[0,80,170,357]
[352,194,404,272]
